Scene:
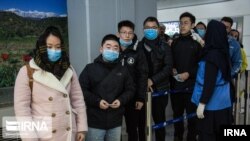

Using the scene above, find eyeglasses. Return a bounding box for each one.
[119,31,134,36]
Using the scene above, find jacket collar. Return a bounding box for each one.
[29,59,73,94]
[123,39,139,52]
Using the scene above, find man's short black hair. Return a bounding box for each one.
[221,17,233,27]
[101,34,120,46]
[179,12,196,24]
[118,20,135,32]
[196,22,207,29]
[143,16,160,27]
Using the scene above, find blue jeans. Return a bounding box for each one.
[86,126,121,141]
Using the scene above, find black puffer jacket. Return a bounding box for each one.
[79,55,135,129]
[120,38,148,103]
[171,33,202,90]
[139,37,173,91]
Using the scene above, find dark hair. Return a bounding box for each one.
[172,32,180,39]
[101,34,120,46]
[180,12,196,24]
[118,20,135,32]
[196,22,207,29]
[36,26,64,48]
[143,16,160,27]
[33,26,70,79]
[230,29,240,41]
[221,17,233,27]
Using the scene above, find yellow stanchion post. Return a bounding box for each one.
[146,92,152,141]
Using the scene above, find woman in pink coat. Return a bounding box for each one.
[14,26,87,141]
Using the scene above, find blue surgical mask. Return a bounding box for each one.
[144,29,158,40]
[119,38,132,47]
[47,48,62,62]
[102,49,119,62]
[196,29,206,38]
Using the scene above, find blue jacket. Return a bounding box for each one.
[228,35,242,78]
[191,61,231,110]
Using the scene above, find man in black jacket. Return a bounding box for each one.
[139,16,173,141]
[171,12,202,141]
[117,20,148,141]
[79,34,135,141]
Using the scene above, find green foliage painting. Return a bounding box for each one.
[0,0,68,87]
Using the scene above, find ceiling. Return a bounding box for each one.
[157,0,232,10]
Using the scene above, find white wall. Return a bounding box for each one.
[157,0,250,70]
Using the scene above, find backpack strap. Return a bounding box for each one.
[26,64,35,92]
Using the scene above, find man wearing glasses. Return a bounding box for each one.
[117,20,148,141]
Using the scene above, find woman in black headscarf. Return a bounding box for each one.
[191,20,232,141]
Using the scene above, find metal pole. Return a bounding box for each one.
[146,92,152,141]
[245,70,250,124]
[235,74,241,124]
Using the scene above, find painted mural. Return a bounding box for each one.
[0,0,68,87]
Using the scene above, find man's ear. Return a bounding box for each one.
[116,32,120,38]
[99,46,103,53]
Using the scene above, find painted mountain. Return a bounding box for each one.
[6,8,67,19]
[0,10,68,42]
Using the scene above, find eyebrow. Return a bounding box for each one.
[47,43,61,45]
[106,43,119,47]
[120,30,134,32]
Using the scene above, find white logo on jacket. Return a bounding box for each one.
[127,57,135,65]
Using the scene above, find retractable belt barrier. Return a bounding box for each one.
[151,88,195,130]
[146,88,196,141]
[153,112,196,130]
[152,88,193,98]
[146,71,250,141]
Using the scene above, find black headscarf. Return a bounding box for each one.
[201,20,231,81]
[33,26,70,80]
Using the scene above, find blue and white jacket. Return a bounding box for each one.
[191,61,231,110]
[228,35,242,78]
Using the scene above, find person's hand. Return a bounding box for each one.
[191,31,205,47]
[197,103,205,119]
[99,100,109,110]
[76,131,86,141]
[110,100,120,108]
[167,39,173,46]
[147,79,153,92]
[135,101,144,110]
[178,72,189,81]
[172,68,177,76]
